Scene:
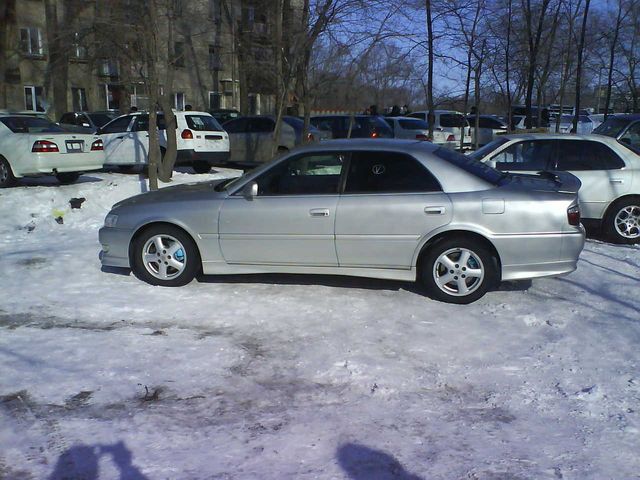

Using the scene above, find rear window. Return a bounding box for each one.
[283,116,304,130]
[593,117,634,138]
[88,113,115,128]
[186,114,223,132]
[440,114,467,128]
[1,116,65,133]
[434,146,504,185]
[398,119,429,130]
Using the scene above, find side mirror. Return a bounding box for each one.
[242,181,258,200]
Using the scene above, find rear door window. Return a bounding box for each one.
[249,117,275,133]
[619,122,640,151]
[223,117,249,133]
[102,115,132,134]
[344,151,441,193]
[555,140,625,170]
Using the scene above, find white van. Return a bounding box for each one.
[407,110,472,149]
[99,111,230,173]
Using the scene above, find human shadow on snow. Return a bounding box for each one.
[49,441,148,480]
[337,443,423,480]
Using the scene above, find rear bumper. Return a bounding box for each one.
[16,152,104,177]
[175,150,230,165]
[495,228,585,281]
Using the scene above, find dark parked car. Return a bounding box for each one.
[59,111,120,133]
[310,115,393,140]
[209,109,241,125]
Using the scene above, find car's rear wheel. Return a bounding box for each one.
[603,197,640,244]
[131,224,200,287]
[421,237,498,304]
[56,172,80,184]
[0,157,17,188]
[193,161,211,174]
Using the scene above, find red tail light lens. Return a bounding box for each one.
[305,132,315,142]
[32,140,59,153]
[91,139,104,151]
[181,129,193,139]
[415,134,430,141]
[567,205,581,226]
[371,131,379,138]
[447,134,455,142]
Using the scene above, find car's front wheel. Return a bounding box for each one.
[421,237,498,304]
[603,197,640,244]
[0,157,16,188]
[131,224,200,286]
[56,172,80,184]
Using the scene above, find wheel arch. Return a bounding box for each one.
[0,154,19,177]
[414,229,502,281]
[128,220,203,269]
[602,194,640,222]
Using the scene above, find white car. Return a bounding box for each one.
[554,114,593,134]
[471,133,640,243]
[384,116,433,141]
[466,115,508,147]
[99,111,229,173]
[407,110,472,149]
[0,114,104,187]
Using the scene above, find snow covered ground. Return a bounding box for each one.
[0,169,638,480]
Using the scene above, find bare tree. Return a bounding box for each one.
[572,0,591,130]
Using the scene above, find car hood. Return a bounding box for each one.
[113,179,228,209]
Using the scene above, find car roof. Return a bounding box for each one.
[605,113,640,121]
[390,116,427,121]
[498,133,626,145]
[410,110,465,115]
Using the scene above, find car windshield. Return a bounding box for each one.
[398,119,429,130]
[469,137,510,161]
[88,113,115,127]
[186,114,223,132]
[593,117,633,138]
[1,116,66,133]
[433,146,505,185]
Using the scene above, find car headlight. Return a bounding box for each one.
[104,213,118,228]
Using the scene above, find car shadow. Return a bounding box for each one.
[100,265,131,277]
[17,175,102,187]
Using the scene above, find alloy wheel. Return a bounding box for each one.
[614,205,640,239]
[141,234,187,280]
[432,247,485,297]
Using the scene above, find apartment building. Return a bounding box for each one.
[0,0,296,119]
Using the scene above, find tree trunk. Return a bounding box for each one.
[505,0,513,131]
[573,0,591,132]
[425,0,435,139]
[44,0,69,118]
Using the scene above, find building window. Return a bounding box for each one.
[255,14,268,34]
[173,42,184,67]
[103,84,123,110]
[72,87,88,111]
[208,46,222,70]
[24,86,45,111]
[208,0,221,22]
[172,0,182,16]
[71,33,87,60]
[20,27,43,56]
[244,6,255,30]
[209,91,221,110]
[131,85,150,110]
[99,59,119,77]
[174,92,185,111]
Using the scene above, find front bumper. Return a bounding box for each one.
[98,226,133,268]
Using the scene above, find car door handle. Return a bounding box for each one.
[309,208,330,217]
[610,179,624,184]
[424,206,446,215]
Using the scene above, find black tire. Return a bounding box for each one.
[421,237,498,304]
[602,196,640,244]
[131,224,200,287]
[0,157,17,188]
[193,161,212,174]
[56,172,80,184]
[118,165,136,173]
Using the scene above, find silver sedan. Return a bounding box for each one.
[99,139,585,303]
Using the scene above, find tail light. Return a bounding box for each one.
[415,134,430,141]
[305,132,315,142]
[447,134,455,142]
[32,140,59,153]
[91,139,103,151]
[181,129,193,139]
[371,130,379,138]
[567,205,581,226]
